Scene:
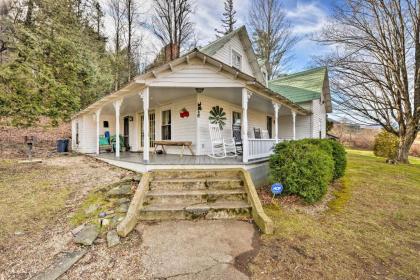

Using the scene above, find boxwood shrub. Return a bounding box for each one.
[298,139,346,179]
[269,141,334,203]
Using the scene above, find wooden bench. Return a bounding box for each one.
[154,140,195,157]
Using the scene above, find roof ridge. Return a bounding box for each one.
[270,66,327,82]
[200,25,246,54]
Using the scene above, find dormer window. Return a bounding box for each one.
[231,50,242,70]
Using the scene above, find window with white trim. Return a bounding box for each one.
[161,110,171,140]
[231,50,242,70]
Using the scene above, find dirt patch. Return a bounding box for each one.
[0,155,145,279]
[234,225,261,277]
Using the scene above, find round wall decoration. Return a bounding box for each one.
[209,106,227,129]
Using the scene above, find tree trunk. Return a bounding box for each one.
[397,125,417,163]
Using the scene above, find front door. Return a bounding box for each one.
[123,116,130,150]
[140,112,156,148]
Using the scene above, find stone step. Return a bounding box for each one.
[139,200,251,220]
[151,170,242,180]
[149,178,244,191]
[145,189,247,205]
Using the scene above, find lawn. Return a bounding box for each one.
[251,149,420,279]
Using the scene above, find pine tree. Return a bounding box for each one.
[215,0,237,36]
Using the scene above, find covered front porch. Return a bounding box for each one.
[72,51,310,164]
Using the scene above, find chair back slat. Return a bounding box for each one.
[209,124,223,142]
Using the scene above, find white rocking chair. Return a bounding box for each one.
[208,124,237,158]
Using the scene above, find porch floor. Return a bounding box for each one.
[95,152,266,165]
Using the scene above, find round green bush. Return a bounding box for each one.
[269,141,334,203]
[327,139,347,179]
[373,130,399,160]
[298,139,346,179]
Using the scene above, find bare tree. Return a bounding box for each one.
[248,0,297,79]
[215,0,237,36]
[125,0,142,81]
[316,0,419,163]
[108,0,126,90]
[151,0,194,61]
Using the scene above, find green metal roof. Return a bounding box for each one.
[268,67,327,103]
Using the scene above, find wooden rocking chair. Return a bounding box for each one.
[208,124,236,158]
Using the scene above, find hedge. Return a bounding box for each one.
[270,141,334,203]
[373,130,399,160]
[269,139,347,203]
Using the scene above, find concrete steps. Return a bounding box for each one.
[139,170,252,221]
[146,189,247,204]
[139,200,251,220]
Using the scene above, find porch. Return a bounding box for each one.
[94,151,272,165]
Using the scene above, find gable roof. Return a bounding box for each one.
[200,26,265,84]
[268,67,332,112]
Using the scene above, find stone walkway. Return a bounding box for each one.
[136,220,258,280]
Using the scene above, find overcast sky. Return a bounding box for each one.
[103,0,339,73]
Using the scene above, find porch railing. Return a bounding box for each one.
[248,139,277,160]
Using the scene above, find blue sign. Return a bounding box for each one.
[271,183,283,195]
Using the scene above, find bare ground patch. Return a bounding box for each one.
[0,155,147,279]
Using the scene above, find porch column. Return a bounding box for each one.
[113,100,122,157]
[292,111,296,140]
[140,87,150,163]
[95,108,101,155]
[242,88,251,163]
[273,102,280,143]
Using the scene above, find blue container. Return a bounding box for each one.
[57,139,69,153]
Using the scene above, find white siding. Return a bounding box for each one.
[76,114,96,153]
[151,95,198,154]
[211,34,254,77]
[147,62,244,88]
[311,99,327,138]
[197,95,272,155]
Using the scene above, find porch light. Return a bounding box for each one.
[195,88,204,93]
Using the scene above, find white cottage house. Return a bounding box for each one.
[71,26,332,178]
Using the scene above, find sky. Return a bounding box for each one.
[103,0,340,73]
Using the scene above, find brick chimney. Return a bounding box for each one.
[164,43,180,62]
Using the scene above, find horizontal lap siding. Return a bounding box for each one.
[311,99,326,139]
[153,95,197,154]
[148,63,244,88]
[212,34,254,77]
[198,95,271,155]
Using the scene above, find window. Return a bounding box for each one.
[266,116,273,138]
[103,121,109,128]
[76,122,79,145]
[232,111,241,128]
[231,50,242,70]
[161,110,171,140]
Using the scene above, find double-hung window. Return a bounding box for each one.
[161,110,171,140]
[231,50,242,70]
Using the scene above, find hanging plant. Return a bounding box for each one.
[209,106,226,129]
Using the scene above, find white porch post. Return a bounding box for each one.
[242,88,251,163]
[95,108,101,155]
[140,87,150,163]
[273,103,280,143]
[113,100,122,157]
[292,111,296,140]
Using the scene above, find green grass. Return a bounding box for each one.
[251,150,420,279]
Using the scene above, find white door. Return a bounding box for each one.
[139,112,156,148]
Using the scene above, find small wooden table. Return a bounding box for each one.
[154,140,195,157]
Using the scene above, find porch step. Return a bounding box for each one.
[149,178,244,191]
[145,189,247,205]
[151,170,242,180]
[139,200,251,220]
